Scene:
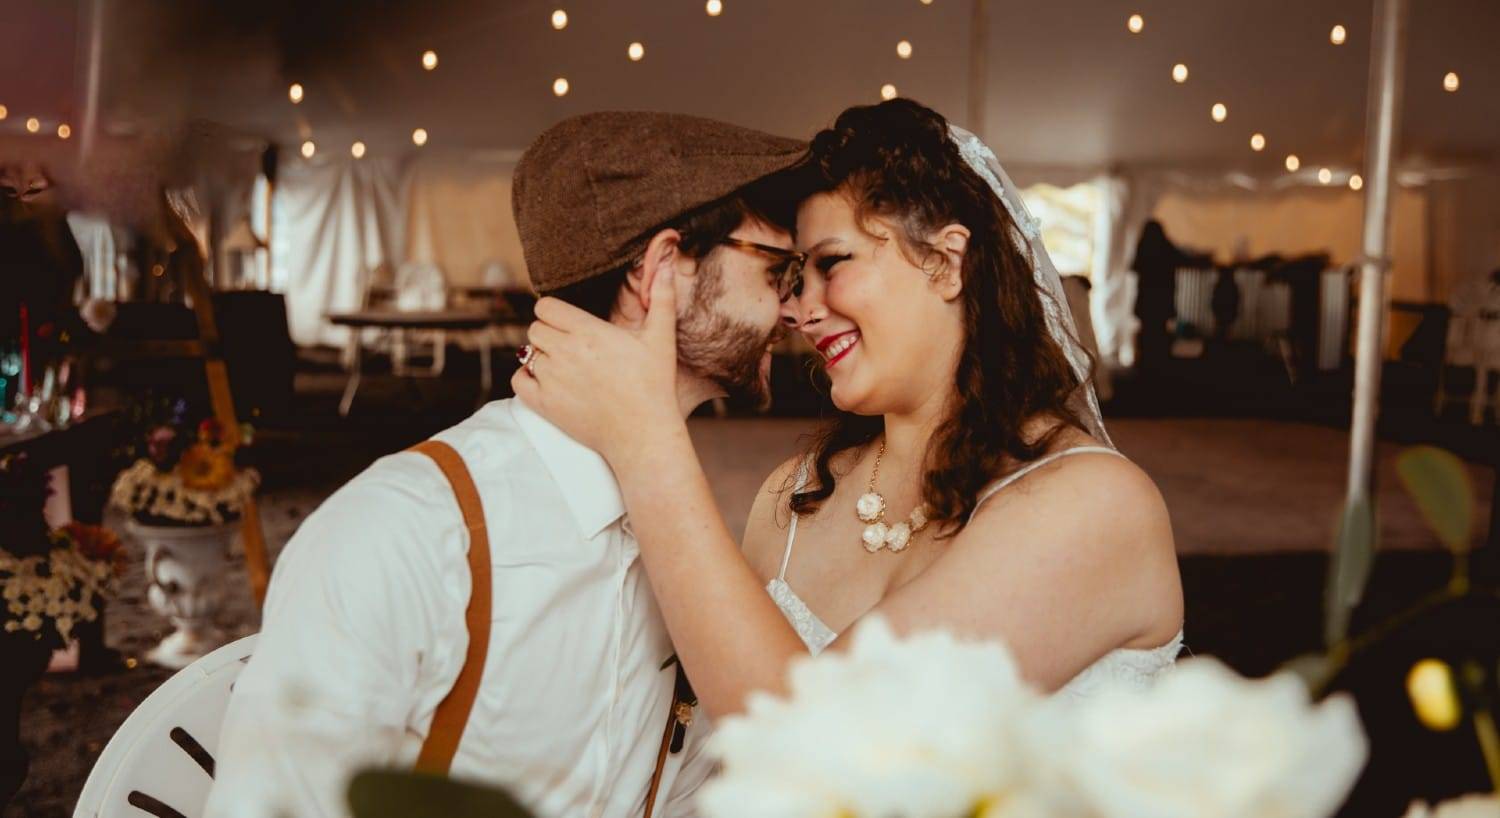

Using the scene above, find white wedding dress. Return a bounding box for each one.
[767,447,1183,700]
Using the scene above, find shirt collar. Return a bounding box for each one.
[510,397,627,539]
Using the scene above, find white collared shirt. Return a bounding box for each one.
[206,399,712,818]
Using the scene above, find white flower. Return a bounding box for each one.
[1404,794,1500,818]
[1027,658,1367,818]
[21,613,42,631]
[700,616,1039,818]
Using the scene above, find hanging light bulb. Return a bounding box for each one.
[628,42,645,61]
[551,9,568,29]
[301,140,316,159]
[1317,167,1332,184]
[706,0,723,16]
[881,84,898,100]
[25,117,40,133]
[1250,133,1266,151]
[1127,14,1144,34]
[422,50,438,71]
[1172,63,1188,83]
[1349,173,1364,191]
[896,40,913,59]
[412,128,428,146]
[1211,103,1227,122]
[351,141,367,159]
[920,0,934,4]
[289,83,304,104]
[1285,154,1300,172]
[553,77,571,96]
[56,124,71,139]
[1330,25,1347,45]
[0,104,8,120]
[1444,72,1460,92]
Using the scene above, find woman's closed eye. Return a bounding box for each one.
[815,254,851,275]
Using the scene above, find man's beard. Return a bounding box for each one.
[677,258,780,410]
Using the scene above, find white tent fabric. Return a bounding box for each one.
[273,152,527,347]
[273,158,407,347]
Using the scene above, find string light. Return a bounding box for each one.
[422,50,438,71]
[0,105,8,120]
[1330,25,1347,45]
[1172,63,1188,83]
[412,128,428,146]
[56,124,71,139]
[1127,14,1144,34]
[628,42,645,61]
[1349,173,1363,191]
[1317,167,1332,184]
[1285,154,1300,172]
[1443,72,1460,92]
[1250,133,1266,151]
[1211,103,1227,122]
[351,141,366,159]
[896,40,913,59]
[920,0,933,4]
[25,117,39,133]
[706,0,723,16]
[301,140,316,159]
[551,9,568,29]
[881,84,898,100]
[553,77,570,96]
[289,83,304,104]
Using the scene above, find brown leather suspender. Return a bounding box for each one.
[408,439,689,816]
[411,440,494,774]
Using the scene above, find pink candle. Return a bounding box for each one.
[18,302,30,396]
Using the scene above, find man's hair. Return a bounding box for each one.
[541,173,798,319]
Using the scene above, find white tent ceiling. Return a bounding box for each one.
[4,0,1498,170]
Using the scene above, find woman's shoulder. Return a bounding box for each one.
[739,454,808,574]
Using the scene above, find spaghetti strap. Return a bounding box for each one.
[777,459,811,582]
[970,446,1125,521]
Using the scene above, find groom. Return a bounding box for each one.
[206,112,805,818]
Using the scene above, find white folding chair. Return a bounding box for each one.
[392,262,450,376]
[74,635,257,818]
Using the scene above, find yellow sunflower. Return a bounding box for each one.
[177,443,237,490]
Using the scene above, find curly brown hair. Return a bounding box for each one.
[788,98,1095,534]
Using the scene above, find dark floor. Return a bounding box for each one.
[8,347,1500,817]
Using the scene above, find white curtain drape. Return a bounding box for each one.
[273,157,407,347]
[272,151,527,347]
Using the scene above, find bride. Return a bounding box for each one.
[514,99,1184,717]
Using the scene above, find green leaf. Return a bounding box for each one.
[1396,446,1475,554]
[348,769,537,818]
[1325,495,1376,647]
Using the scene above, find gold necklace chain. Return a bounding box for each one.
[855,438,930,554]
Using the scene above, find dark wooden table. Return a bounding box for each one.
[326,309,521,416]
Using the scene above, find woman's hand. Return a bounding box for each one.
[511,263,683,465]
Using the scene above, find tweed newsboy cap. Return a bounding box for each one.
[512,111,807,292]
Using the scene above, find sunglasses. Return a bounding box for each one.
[717,237,806,302]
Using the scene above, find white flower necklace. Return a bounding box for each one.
[855,439,930,553]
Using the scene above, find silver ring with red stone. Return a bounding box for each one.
[517,344,538,374]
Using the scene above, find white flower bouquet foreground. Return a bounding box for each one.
[699,618,1368,818]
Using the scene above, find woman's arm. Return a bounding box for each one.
[610,427,811,716]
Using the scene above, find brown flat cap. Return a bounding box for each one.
[512,111,806,292]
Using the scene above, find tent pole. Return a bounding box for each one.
[1346,0,1408,503]
[967,0,989,141]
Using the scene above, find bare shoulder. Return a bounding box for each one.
[959,449,1181,641]
[740,454,807,580]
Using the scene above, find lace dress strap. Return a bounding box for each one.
[970,446,1124,521]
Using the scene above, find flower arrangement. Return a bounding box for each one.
[698,618,1368,818]
[109,412,259,527]
[0,453,125,648]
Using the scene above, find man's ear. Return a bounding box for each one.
[930,223,969,301]
[625,228,682,314]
